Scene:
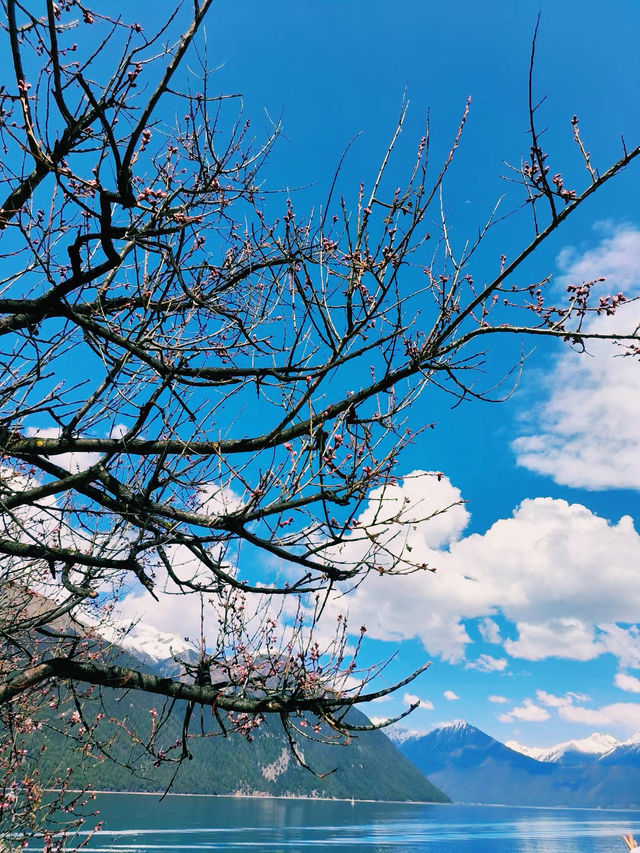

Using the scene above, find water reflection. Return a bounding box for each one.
[75,794,640,852]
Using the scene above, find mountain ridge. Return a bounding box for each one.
[505,732,622,764]
[396,721,640,808]
[25,621,449,803]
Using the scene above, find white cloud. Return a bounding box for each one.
[318,472,477,662]
[513,223,640,491]
[488,695,509,704]
[315,472,640,666]
[478,618,502,644]
[323,470,470,578]
[404,692,434,710]
[597,624,640,668]
[24,426,102,472]
[369,694,393,704]
[467,654,507,672]
[615,673,640,693]
[558,701,640,733]
[0,465,130,613]
[505,622,640,668]
[504,619,603,661]
[445,498,640,663]
[535,690,590,708]
[443,690,460,701]
[116,544,277,651]
[449,499,640,626]
[197,482,245,516]
[498,699,550,723]
[502,688,640,736]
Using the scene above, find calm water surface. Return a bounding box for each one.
[76,793,640,852]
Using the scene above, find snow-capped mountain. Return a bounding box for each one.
[388,720,471,745]
[118,622,198,663]
[385,725,429,745]
[397,721,640,807]
[103,620,199,674]
[599,732,640,765]
[506,732,621,764]
[397,721,558,806]
[386,721,467,745]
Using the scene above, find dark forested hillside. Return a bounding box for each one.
[29,650,447,802]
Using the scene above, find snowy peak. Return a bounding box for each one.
[438,719,472,732]
[600,732,640,765]
[386,725,430,745]
[389,720,479,745]
[397,720,640,808]
[419,720,495,751]
[430,720,482,737]
[506,733,621,764]
[106,621,199,667]
[505,740,544,760]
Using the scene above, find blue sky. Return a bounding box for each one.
[187,0,640,748]
[8,1,639,752]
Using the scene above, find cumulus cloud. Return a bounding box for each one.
[513,223,640,490]
[1,464,131,613]
[333,474,640,658]
[507,623,640,669]
[557,701,640,732]
[504,619,603,661]
[596,625,640,668]
[112,479,250,642]
[498,699,550,723]
[443,690,460,701]
[488,695,509,704]
[404,692,434,710]
[615,673,640,693]
[108,466,640,673]
[448,499,640,626]
[312,467,640,667]
[197,482,245,516]
[317,472,477,661]
[500,688,640,736]
[447,498,640,663]
[115,538,276,651]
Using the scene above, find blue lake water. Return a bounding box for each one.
[72,793,640,852]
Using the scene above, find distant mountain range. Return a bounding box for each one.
[99,622,640,807]
[392,720,640,808]
[104,620,202,678]
[506,732,624,764]
[23,607,640,808]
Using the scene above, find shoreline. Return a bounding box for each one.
[63,790,640,812]
[64,789,440,806]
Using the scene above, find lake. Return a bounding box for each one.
[69,793,640,852]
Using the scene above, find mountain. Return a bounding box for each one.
[599,733,640,766]
[117,623,198,665]
[397,721,640,808]
[397,721,562,806]
[100,620,201,678]
[386,724,433,745]
[24,632,448,803]
[35,688,448,802]
[506,732,620,765]
[5,588,447,803]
